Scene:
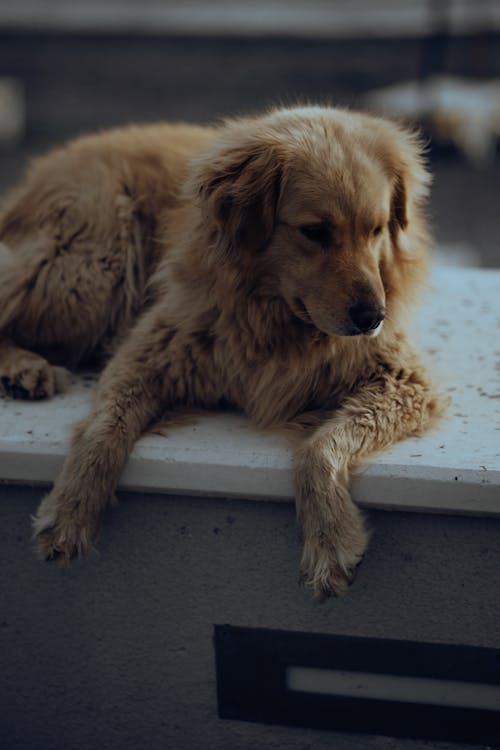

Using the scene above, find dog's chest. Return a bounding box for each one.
[224,344,350,427]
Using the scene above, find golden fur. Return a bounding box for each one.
[0,106,440,597]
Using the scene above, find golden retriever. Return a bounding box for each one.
[0,106,440,597]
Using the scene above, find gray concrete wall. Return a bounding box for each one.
[1,485,499,750]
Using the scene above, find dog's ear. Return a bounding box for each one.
[390,171,409,232]
[385,126,431,242]
[190,131,283,260]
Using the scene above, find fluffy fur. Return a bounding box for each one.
[0,106,441,597]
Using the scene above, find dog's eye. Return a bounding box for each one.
[300,223,331,245]
[372,225,383,237]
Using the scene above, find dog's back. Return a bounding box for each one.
[0,122,215,368]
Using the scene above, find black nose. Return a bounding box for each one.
[349,301,385,333]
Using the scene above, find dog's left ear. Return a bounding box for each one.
[189,129,283,260]
[386,126,431,241]
[390,169,409,232]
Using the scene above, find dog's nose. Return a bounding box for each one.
[349,301,385,333]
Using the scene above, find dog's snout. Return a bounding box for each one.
[349,301,386,333]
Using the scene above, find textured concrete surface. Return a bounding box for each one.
[1,485,500,750]
[1,268,499,515]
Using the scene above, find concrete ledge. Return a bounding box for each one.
[1,267,499,516]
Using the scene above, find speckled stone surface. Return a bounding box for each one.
[1,267,499,516]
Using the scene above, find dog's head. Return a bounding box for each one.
[189,106,430,337]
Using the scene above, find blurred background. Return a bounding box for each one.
[0,0,499,267]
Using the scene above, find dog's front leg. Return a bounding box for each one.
[293,365,441,599]
[32,307,188,561]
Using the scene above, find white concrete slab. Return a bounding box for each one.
[1,267,499,516]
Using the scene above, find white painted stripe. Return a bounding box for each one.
[286,666,500,712]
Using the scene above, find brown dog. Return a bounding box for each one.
[0,106,440,597]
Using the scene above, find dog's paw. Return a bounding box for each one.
[301,531,366,599]
[32,492,97,561]
[300,501,369,600]
[1,353,69,400]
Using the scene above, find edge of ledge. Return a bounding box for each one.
[1,268,499,518]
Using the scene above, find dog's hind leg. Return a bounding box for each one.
[0,242,69,399]
[0,161,147,398]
